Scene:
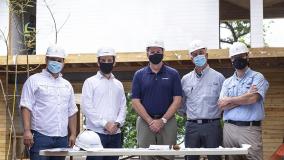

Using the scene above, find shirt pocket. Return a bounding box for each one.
[59,85,72,105]
[37,84,57,102]
[183,85,193,98]
[227,85,236,97]
[209,82,220,96]
[240,77,253,95]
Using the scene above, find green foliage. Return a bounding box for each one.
[122,93,186,147]
[220,20,251,47]
[122,93,138,148]
[176,114,186,144]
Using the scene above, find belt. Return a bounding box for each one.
[150,115,163,119]
[187,118,220,124]
[225,120,261,126]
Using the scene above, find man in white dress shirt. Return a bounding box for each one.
[81,47,127,160]
[20,45,78,160]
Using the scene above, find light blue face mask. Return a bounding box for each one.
[47,60,63,74]
[193,55,207,67]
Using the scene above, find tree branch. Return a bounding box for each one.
[44,0,58,44]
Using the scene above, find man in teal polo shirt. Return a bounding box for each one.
[131,40,182,160]
[218,42,269,160]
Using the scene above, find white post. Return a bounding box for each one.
[250,0,264,48]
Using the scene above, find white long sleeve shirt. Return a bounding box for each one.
[81,71,126,134]
[20,69,78,137]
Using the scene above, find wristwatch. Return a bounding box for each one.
[161,117,167,124]
[115,122,121,128]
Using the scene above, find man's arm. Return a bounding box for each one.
[219,85,259,110]
[132,99,153,125]
[162,96,182,120]
[21,107,34,148]
[68,113,77,147]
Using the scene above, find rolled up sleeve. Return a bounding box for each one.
[68,86,78,117]
[20,78,35,111]
[253,73,269,100]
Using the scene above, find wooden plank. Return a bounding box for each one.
[1,48,284,65]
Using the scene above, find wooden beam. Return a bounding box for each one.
[0,48,284,66]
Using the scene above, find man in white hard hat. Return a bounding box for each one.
[81,47,126,160]
[218,42,269,160]
[20,45,78,160]
[179,40,225,160]
[131,40,182,160]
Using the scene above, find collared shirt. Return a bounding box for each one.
[220,68,269,121]
[131,65,182,116]
[81,71,126,134]
[180,66,225,119]
[20,69,78,137]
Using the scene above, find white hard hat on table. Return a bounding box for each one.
[97,47,116,57]
[75,130,103,151]
[229,42,249,58]
[146,40,165,49]
[46,45,66,58]
[188,40,207,54]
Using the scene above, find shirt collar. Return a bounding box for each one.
[96,71,115,79]
[146,64,166,74]
[233,67,251,80]
[194,65,210,78]
[42,69,62,79]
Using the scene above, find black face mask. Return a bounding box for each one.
[149,54,163,64]
[232,57,248,70]
[99,62,114,74]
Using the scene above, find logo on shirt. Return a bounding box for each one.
[162,77,169,80]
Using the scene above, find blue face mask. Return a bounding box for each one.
[47,60,63,74]
[193,55,207,67]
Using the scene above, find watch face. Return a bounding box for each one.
[162,118,167,124]
[115,122,120,128]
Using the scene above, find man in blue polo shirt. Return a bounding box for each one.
[131,40,182,160]
[218,42,269,160]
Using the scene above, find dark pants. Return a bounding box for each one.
[30,130,68,160]
[87,133,122,160]
[184,120,222,160]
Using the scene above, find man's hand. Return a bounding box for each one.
[69,134,76,147]
[105,122,119,135]
[23,130,34,149]
[149,119,164,133]
[218,97,235,110]
[218,97,231,108]
[248,85,258,94]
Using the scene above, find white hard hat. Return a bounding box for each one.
[188,40,206,54]
[46,45,66,58]
[97,47,116,57]
[229,42,249,57]
[146,40,164,49]
[75,130,103,151]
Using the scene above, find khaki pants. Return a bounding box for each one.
[223,123,263,160]
[136,116,177,160]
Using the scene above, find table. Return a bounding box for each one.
[40,144,250,157]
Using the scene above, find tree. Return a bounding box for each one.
[220,19,274,48]
[220,20,251,47]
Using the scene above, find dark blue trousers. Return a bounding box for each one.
[30,130,68,160]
